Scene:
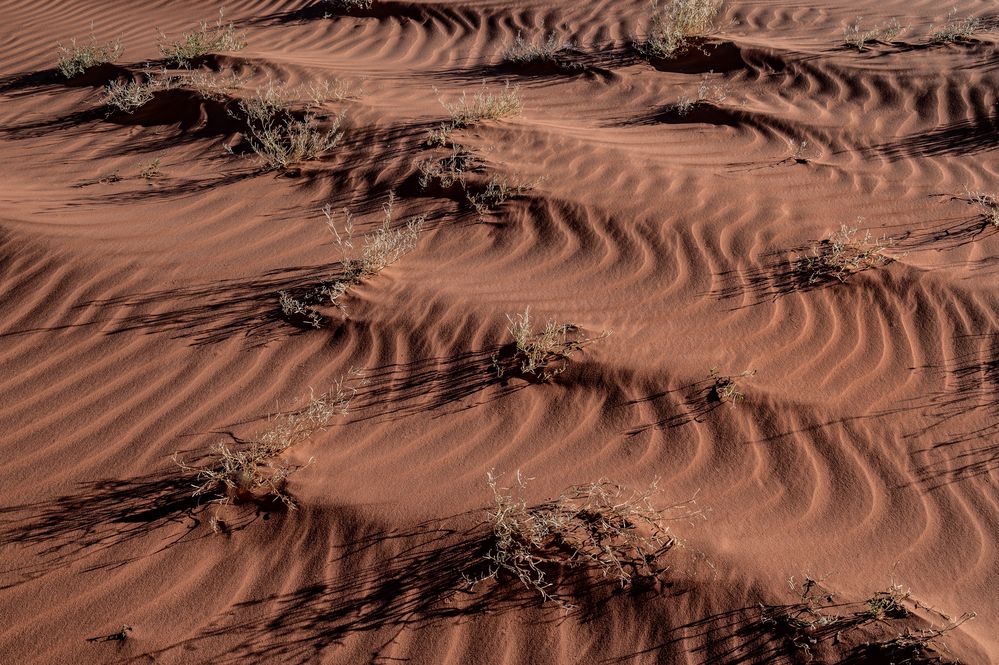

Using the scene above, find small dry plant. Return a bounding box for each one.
[495,307,608,380]
[279,194,425,324]
[793,224,896,286]
[466,176,537,215]
[103,80,158,113]
[321,0,373,10]
[427,82,522,147]
[929,9,986,44]
[158,9,247,68]
[306,77,359,107]
[673,77,728,115]
[138,157,163,179]
[964,188,999,228]
[502,31,577,65]
[471,470,700,608]
[236,86,344,170]
[709,368,755,406]
[418,146,480,190]
[174,379,356,508]
[842,17,907,50]
[863,582,911,622]
[640,0,724,60]
[56,34,123,78]
[185,69,245,101]
[871,612,976,662]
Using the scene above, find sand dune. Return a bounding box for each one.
[1,0,997,662]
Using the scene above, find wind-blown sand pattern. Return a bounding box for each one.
[1,0,998,662]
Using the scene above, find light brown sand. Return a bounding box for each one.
[1,0,997,663]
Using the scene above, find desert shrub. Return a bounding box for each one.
[426,83,522,147]
[502,31,576,64]
[185,69,244,101]
[174,380,355,508]
[102,80,158,113]
[279,194,425,324]
[964,189,999,228]
[640,0,723,60]
[443,82,523,126]
[306,78,358,107]
[418,147,480,189]
[158,10,246,68]
[793,224,896,286]
[320,0,373,10]
[709,368,755,405]
[472,470,699,608]
[673,77,728,115]
[466,176,536,215]
[494,307,608,380]
[236,87,344,170]
[929,9,986,44]
[842,17,907,50]
[863,583,910,621]
[56,35,123,78]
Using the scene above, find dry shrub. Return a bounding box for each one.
[842,17,907,50]
[929,9,987,44]
[103,80,158,113]
[279,194,425,325]
[306,78,359,107]
[418,147,480,190]
[442,82,523,126]
[793,224,896,286]
[56,35,123,78]
[472,471,701,608]
[320,0,373,10]
[502,31,577,65]
[760,575,976,662]
[236,86,344,170]
[495,307,608,380]
[640,0,723,60]
[709,368,755,405]
[964,188,999,228]
[673,77,728,115]
[174,379,356,508]
[426,83,522,147]
[158,9,246,68]
[465,176,537,215]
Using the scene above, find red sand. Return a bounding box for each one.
[1,1,997,663]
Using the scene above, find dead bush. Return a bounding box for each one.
[471,470,701,608]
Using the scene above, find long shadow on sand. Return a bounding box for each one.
[348,346,531,421]
[0,471,205,588]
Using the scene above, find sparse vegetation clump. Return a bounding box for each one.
[174,379,356,508]
[102,79,158,113]
[793,224,896,286]
[502,31,577,65]
[759,576,976,663]
[494,307,608,380]
[426,83,522,147]
[235,86,344,170]
[56,35,123,78]
[842,17,907,50]
[929,9,987,44]
[279,194,425,326]
[964,189,999,228]
[158,10,247,68]
[709,368,755,405]
[471,470,700,608]
[465,176,536,215]
[672,77,728,115]
[320,0,373,10]
[640,0,724,60]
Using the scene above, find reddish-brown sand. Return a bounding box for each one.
[2,1,998,663]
